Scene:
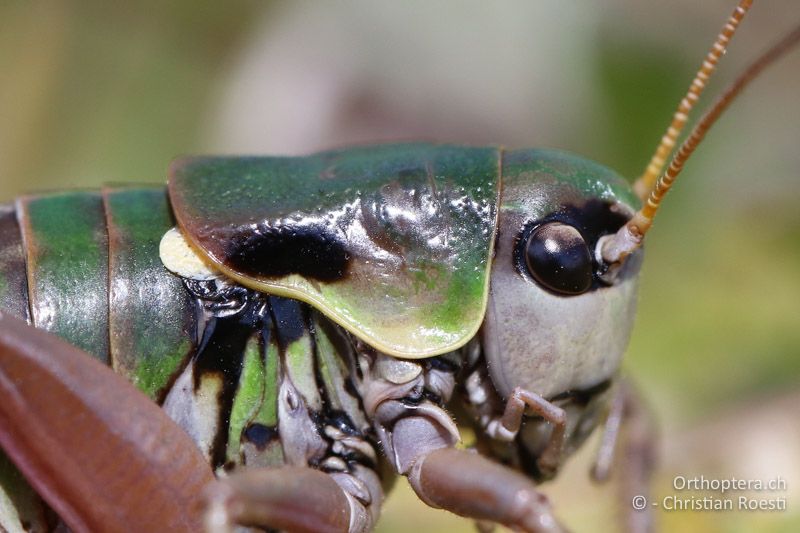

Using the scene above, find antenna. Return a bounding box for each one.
[633,0,753,200]
[601,7,800,264]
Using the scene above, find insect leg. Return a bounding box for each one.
[389,417,565,533]
[354,346,565,530]
[498,388,567,478]
[203,463,382,533]
[0,312,214,533]
[591,383,627,482]
[591,381,657,533]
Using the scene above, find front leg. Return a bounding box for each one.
[393,416,566,533]
[204,463,381,533]
[463,366,567,479]
[499,387,567,478]
[359,351,566,532]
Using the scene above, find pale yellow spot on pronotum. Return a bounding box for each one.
[159,227,221,281]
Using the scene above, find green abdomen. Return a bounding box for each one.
[0,187,194,400]
[0,187,373,472]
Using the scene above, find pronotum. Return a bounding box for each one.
[0,1,797,532]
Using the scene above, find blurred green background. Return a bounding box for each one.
[1,1,798,531]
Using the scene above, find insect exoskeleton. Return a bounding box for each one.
[1,1,798,532]
[160,143,644,480]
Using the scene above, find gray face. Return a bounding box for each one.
[483,238,640,399]
[481,151,643,401]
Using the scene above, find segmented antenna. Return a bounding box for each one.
[601,6,800,264]
[633,0,753,199]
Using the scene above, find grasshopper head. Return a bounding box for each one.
[479,0,800,476]
[482,149,642,403]
[478,149,642,474]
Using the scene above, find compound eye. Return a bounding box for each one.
[525,222,593,295]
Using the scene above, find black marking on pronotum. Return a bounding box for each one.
[514,199,631,294]
[224,221,351,282]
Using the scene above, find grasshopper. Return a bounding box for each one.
[0,1,797,531]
